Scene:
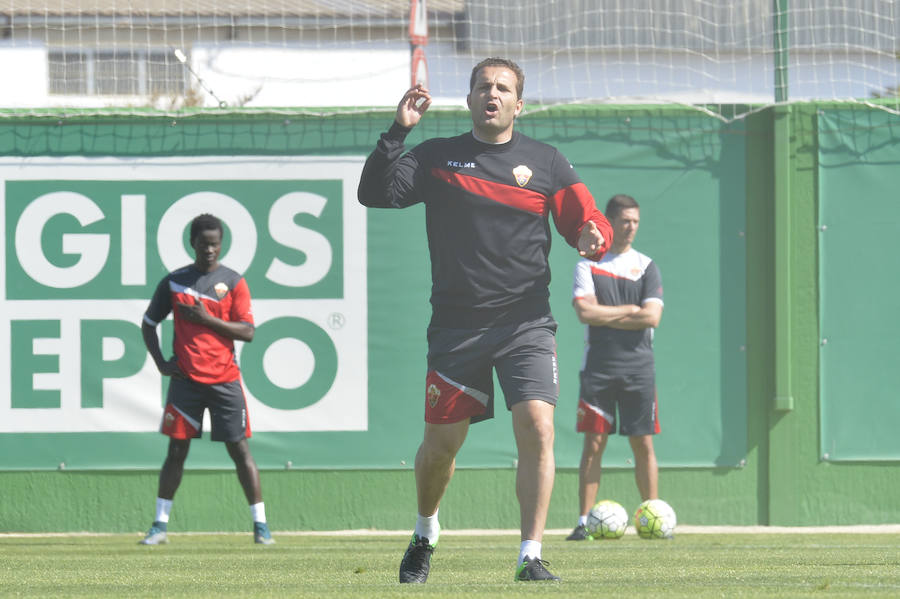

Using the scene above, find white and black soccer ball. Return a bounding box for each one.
[585,499,629,539]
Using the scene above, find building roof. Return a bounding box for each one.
[2,0,465,17]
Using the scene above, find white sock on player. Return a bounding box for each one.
[518,540,542,566]
[155,498,173,523]
[250,502,266,523]
[414,509,440,544]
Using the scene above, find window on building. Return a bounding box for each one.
[48,49,187,96]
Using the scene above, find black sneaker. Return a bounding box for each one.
[565,524,591,541]
[515,557,561,581]
[399,534,435,583]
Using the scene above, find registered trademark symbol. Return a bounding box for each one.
[328,312,346,330]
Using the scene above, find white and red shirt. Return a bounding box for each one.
[573,249,663,374]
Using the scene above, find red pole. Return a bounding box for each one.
[409,0,429,87]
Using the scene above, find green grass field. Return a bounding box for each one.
[2,531,898,598]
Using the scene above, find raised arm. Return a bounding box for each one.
[358,85,433,209]
[395,83,432,128]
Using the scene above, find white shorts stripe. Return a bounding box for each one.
[435,371,490,407]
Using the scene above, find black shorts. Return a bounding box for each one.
[424,315,559,424]
[576,370,660,436]
[161,377,251,442]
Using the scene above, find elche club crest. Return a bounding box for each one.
[427,383,441,408]
[513,165,533,187]
[214,282,229,299]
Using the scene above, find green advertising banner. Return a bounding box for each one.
[0,109,747,470]
[1,156,368,468]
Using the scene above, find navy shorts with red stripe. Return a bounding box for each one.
[576,370,660,436]
[424,315,559,425]
[161,377,251,442]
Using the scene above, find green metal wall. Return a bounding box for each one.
[763,105,900,526]
[0,104,897,532]
[817,109,900,462]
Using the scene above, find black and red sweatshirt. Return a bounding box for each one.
[359,121,612,329]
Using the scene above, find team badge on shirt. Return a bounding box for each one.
[427,383,441,408]
[513,165,533,187]
[214,282,229,299]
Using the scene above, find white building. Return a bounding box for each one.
[0,0,897,111]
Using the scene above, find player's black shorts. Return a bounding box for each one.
[424,315,559,425]
[160,377,251,442]
[576,369,660,436]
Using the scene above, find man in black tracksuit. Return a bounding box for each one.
[358,57,613,583]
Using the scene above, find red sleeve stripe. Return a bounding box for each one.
[430,168,547,215]
[590,265,627,279]
[549,182,614,253]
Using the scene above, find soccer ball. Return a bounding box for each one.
[585,499,629,539]
[633,499,676,539]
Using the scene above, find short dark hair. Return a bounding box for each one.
[190,213,223,244]
[605,194,640,221]
[469,57,525,100]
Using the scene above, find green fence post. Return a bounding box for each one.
[772,0,794,411]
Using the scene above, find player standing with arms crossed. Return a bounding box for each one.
[565,194,664,541]
[358,57,613,582]
[138,213,273,546]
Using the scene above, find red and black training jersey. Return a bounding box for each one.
[359,122,612,328]
[144,264,253,385]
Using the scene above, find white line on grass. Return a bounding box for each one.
[2,524,900,538]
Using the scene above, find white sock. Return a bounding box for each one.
[577,514,588,527]
[414,509,440,544]
[518,540,542,566]
[155,498,173,523]
[250,502,266,523]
